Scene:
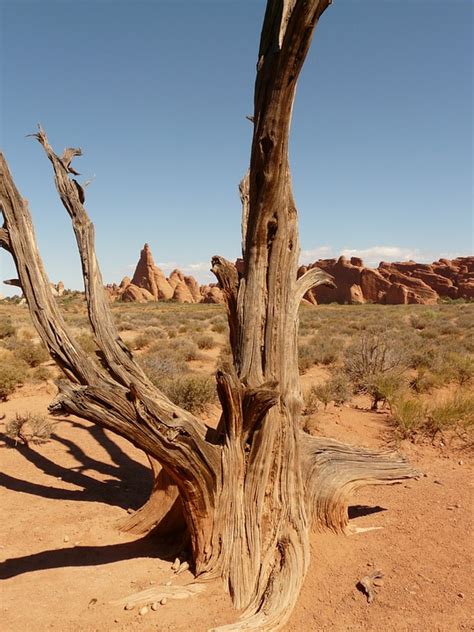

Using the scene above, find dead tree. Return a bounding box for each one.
[0,1,418,629]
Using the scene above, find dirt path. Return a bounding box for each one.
[1,386,472,631]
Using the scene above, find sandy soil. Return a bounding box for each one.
[1,383,472,632]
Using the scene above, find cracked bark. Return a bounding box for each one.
[0,1,418,629]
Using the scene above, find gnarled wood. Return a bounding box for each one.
[300,434,421,533]
[0,2,419,630]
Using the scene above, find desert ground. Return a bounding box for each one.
[1,298,472,631]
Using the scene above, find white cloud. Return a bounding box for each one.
[300,246,333,262]
[300,245,441,267]
[339,246,425,266]
[156,260,213,283]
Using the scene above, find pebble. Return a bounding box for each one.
[124,602,135,611]
[139,606,149,616]
[176,561,189,575]
[433,479,443,485]
[171,557,180,571]
[63,535,69,543]
[151,602,159,611]
[458,460,464,466]
[127,508,134,514]
[165,580,172,586]
[160,598,168,606]
[458,592,465,599]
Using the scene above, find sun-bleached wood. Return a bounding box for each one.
[0,1,418,629]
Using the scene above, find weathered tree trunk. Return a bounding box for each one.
[0,2,419,630]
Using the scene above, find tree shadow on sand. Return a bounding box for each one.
[0,534,177,580]
[0,421,152,510]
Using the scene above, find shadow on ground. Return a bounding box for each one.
[0,421,151,510]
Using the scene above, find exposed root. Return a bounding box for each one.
[211,528,309,632]
[301,434,421,533]
[111,582,205,607]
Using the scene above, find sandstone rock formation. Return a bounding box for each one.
[50,281,65,297]
[301,256,474,305]
[105,244,224,304]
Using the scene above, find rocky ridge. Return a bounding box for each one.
[300,256,474,305]
[105,245,473,306]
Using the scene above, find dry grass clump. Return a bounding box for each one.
[0,318,16,339]
[391,390,474,441]
[304,374,353,412]
[162,375,216,414]
[0,348,29,400]
[5,412,53,445]
[196,334,216,350]
[14,341,49,368]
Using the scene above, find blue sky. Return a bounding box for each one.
[1,0,472,295]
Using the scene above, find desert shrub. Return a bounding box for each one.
[31,365,53,382]
[309,382,332,409]
[425,391,474,437]
[419,327,439,341]
[76,331,97,354]
[364,372,407,410]
[5,412,53,445]
[216,342,233,373]
[410,369,443,394]
[144,326,165,337]
[303,387,320,415]
[329,374,353,404]
[298,343,315,373]
[140,353,188,384]
[168,338,200,361]
[211,319,228,334]
[0,358,28,400]
[196,334,215,350]
[443,352,474,386]
[391,395,426,439]
[408,344,437,370]
[162,374,216,413]
[343,333,406,392]
[0,319,16,339]
[309,374,353,409]
[409,312,436,331]
[117,318,134,331]
[130,332,153,350]
[16,342,49,368]
[308,335,342,366]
